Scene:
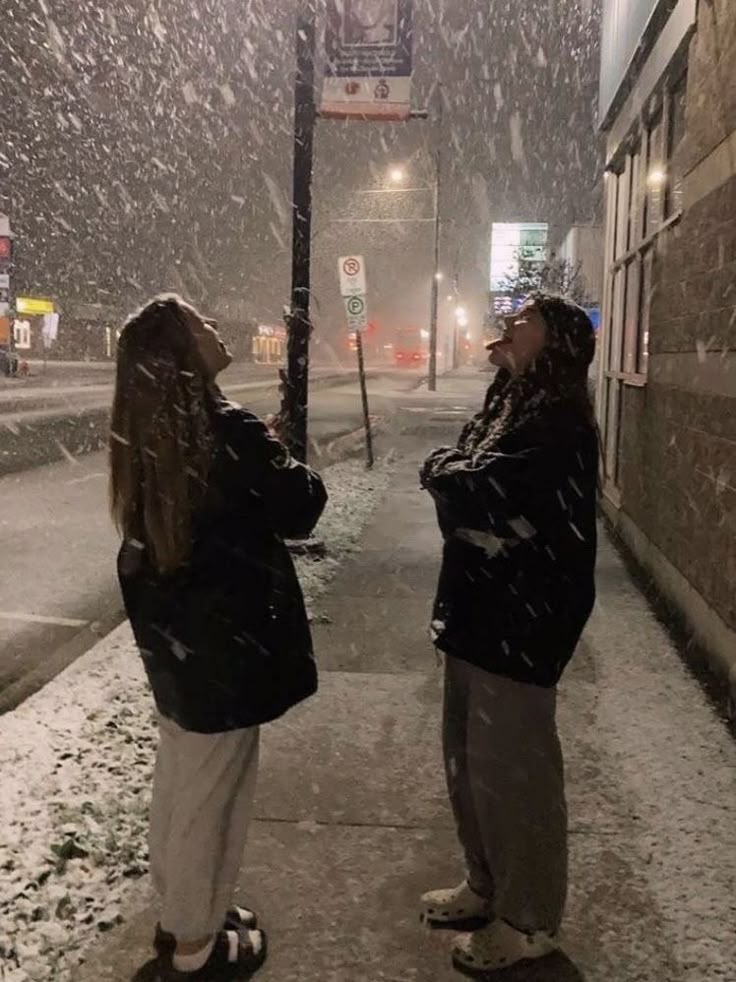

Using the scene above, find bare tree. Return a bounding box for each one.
[497,251,592,306]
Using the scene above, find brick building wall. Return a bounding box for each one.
[598,0,736,691]
[621,190,736,634]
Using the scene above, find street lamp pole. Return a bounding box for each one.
[427,95,443,392]
[281,8,317,464]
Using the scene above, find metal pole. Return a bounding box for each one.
[428,96,442,392]
[282,9,316,463]
[355,330,374,469]
[3,227,15,377]
[452,270,460,371]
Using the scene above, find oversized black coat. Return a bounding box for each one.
[422,404,598,688]
[118,399,327,733]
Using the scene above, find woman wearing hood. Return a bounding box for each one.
[419,294,598,973]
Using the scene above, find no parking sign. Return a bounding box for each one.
[338,255,367,297]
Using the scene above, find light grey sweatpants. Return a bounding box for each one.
[149,714,260,942]
[443,655,567,934]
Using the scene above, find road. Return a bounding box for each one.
[0,361,356,418]
[0,370,423,712]
[0,362,399,478]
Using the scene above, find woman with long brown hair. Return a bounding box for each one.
[110,294,326,981]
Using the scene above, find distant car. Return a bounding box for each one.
[394,327,428,368]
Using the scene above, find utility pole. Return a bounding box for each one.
[281,9,317,463]
[427,94,443,392]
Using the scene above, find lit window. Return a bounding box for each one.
[14,319,32,350]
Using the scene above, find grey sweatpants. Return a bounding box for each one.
[149,714,260,942]
[443,655,567,934]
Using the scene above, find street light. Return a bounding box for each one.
[389,166,406,184]
[435,271,444,281]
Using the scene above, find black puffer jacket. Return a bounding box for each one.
[422,403,597,688]
[118,399,327,733]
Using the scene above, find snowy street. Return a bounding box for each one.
[1,375,735,982]
[0,362,374,417]
[0,370,422,712]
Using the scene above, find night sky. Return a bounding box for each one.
[1,0,603,343]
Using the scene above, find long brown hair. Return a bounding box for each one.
[110,294,216,574]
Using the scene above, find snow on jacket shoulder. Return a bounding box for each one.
[118,400,327,733]
[421,409,598,687]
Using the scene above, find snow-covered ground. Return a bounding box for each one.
[583,535,736,978]
[0,458,390,982]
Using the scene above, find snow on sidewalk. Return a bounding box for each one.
[0,458,390,982]
[585,535,736,979]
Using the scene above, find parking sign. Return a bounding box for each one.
[344,294,368,332]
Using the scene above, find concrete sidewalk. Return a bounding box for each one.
[74,378,736,982]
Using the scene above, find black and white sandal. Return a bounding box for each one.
[159,927,267,981]
[154,906,259,958]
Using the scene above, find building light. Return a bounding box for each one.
[17,297,55,316]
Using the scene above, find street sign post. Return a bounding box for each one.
[354,329,374,469]
[338,258,373,468]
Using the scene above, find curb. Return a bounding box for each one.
[320,416,385,464]
[0,406,110,478]
[0,372,371,479]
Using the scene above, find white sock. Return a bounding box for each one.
[173,935,216,973]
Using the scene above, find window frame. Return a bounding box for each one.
[598,46,689,503]
[665,69,688,218]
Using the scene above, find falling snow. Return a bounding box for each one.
[0,458,390,982]
[0,0,734,978]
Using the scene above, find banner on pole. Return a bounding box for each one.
[42,312,60,342]
[322,0,414,121]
